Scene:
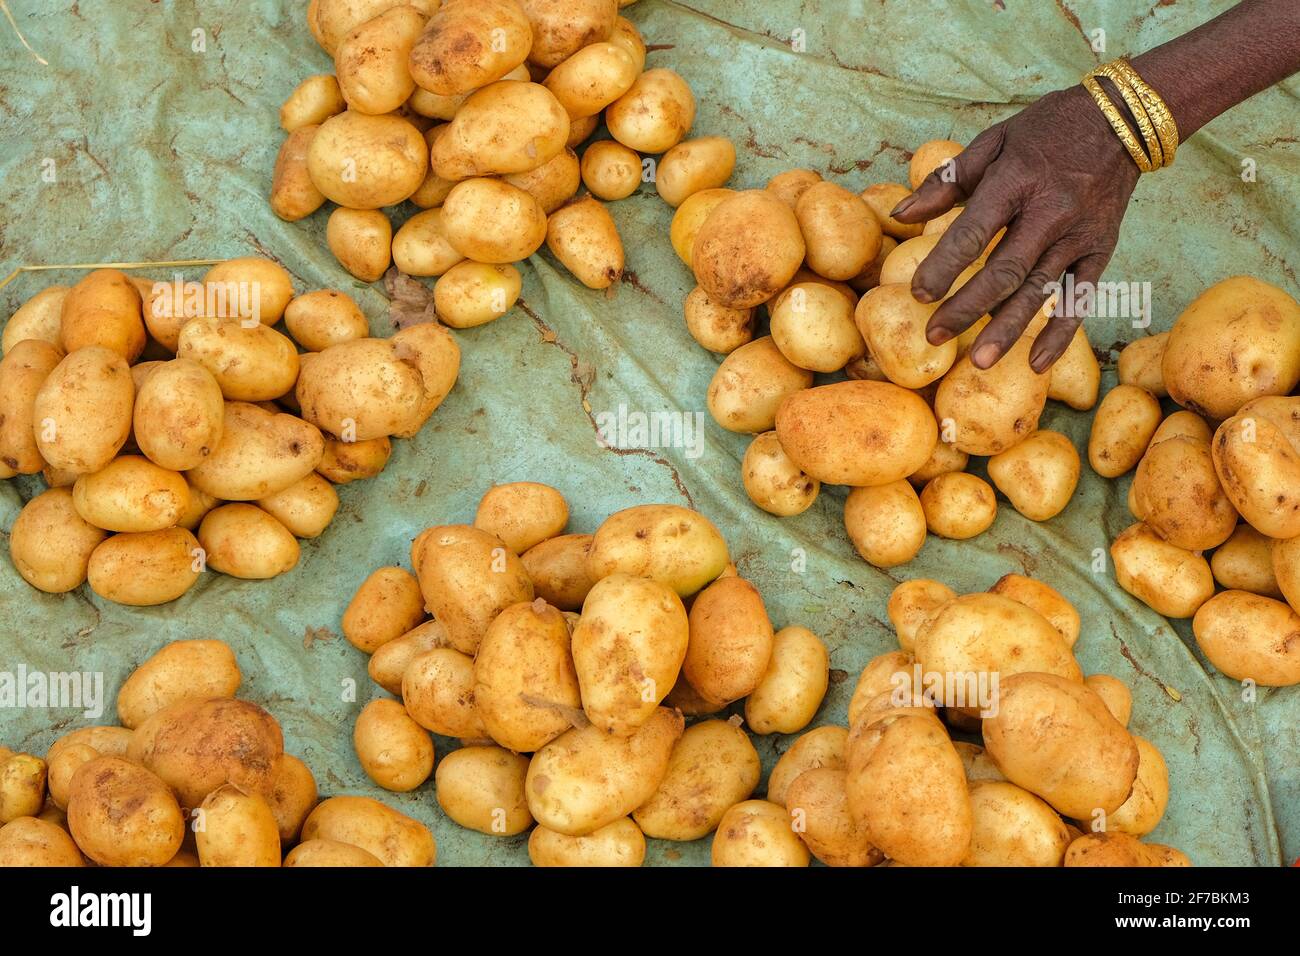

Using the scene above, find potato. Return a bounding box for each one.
[8,487,108,593]
[87,527,201,605]
[526,706,683,836]
[879,233,943,286]
[580,140,642,201]
[0,339,62,474]
[266,754,318,845]
[1082,674,1132,728]
[683,285,753,354]
[586,504,728,597]
[683,576,773,703]
[1132,435,1237,550]
[775,380,937,486]
[69,455,188,533]
[766,726,847,806]
[953,741,1006,783]
[859,182,923,240]
[1103,735,1168,836]
[271,126,328,222]
[567,112,599,147]
[544,41,637,119]
[692,190,805,309]
[987,574,1079,648]
[0,753,47,823]
[1047,326,1100,410]
[1115,332,1167,396]
[573,574,689,734]
[256,472,339,538]
[413,524,535,653]
[1087,383,1161,479]
[284,290,369,352]
[32,346,134,474]
[783,768,880,867]
[632,720,760,841]
[342,566,426,654]
[1209,525,1281,597]
[670,188,733,266]
[934,336,1049,456]
[431,261,521,329]
[0,816,84,867]
[986,429,1080,522]
[791,180,882,281]
[325,207,392,282]
[1212,413,1300,539]
[402,647,489,738]
[1237,394,1300,448]
[280,73,345,130]
[843,480,927,568]
[653,136,736,208]
[390,209,464,278]
[914,593,1081,716]
[59,269,145,360]
[741,430,819,517]
[520,534,597,611]
[710,799,810,867]
[745,626,829,734]
[354,698,435,792]
[285,838,383,866]
[318,435,392,484]
[65,756,184,866]
[127,358,225,472]
[529,817,645,866]
[432,81,568,180]
[962,780,1071,867]
[707,336,813,433]
[313,0,437,53]
[48,726,134,762]
[117,639,241,730]
[1162,276,1300,419]
[845,711,970,866]
[435,746,532,835]
[407,0,531,94]
[474,599,582,751]
[368,620,451,695]
[886,580,955,653]
[545,197,625,289]
[920,472,997,539]
[1111,521,1214,618]
[852,284,956,388]
[188,402,324,502]
[202,257,296,326]
[173,318,298,404]
[334,5,426,114]
[909,138,963,188]
[300,795,436,866]
[198,504,300,579]
[767,282,865,373]
[3,285,67,355]
[983,672,1138,818]
[440,177,548,263]
[520,0,618,68]
[1064,831,1191,867]
[906,434,968,486]
[195,784,281,867]
[502,146,581,214]
[1192,590,1300,686]
[765,168,821,208]
[307,110,428,208]
[47,743,99,810]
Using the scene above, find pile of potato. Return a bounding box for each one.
[0,638,439,867]
[339,483,843,864]
[1092,274,1300,688]
[0,257,458,606]
[676,140,1097,567]
[275,0,716,323]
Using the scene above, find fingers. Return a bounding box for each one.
[967,240,1083,369]
[1028,251,1110,372]
[890,124,1006,224]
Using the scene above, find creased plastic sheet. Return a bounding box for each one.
[0,0,1296,866]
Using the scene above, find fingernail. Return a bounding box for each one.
[972,344,1000,368]
[912,286,937,304]
[927,326,953,345]
[1029,349,1051,373]
[889,195,917,218]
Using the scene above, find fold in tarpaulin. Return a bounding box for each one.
[0,0,1296,865]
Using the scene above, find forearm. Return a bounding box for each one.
[1129,0,1300,138]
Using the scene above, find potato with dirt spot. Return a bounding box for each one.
[520,0,618,68]
[66,756,185,866]
[920,472,997,540]
[440,177,548,263]
[988,573,1079,648]
[711,799,810,867]
[435,746,533,835]
[843,480,927,568]
[586,503,728,597]
[472,481,568,553]
[1065,831,1191,867]
[1191,589,1300,686]
[1212,413,1300,539]
[633,720,760,841]
[692,190,804,309]
[0,816,85,866]
[785,768,882,867]
[934,338,1049,457]
[1088,384,1162,478]
[368,620,450,695]
[529,817,645,867]
[769,281,865,373]
[334,5,427,115]
[403,647,489,739]
[342,566,426,654]
[854,283,956,388]
[196,784,281,867]
[175,318,299,403]
[707,336,814,434]
[683,576,773,703]
[986,429,1080,521]
[582,140,643,201]
[795,181,883,281]
[0,753,47,823]
[1111,521,1214,618]
[407,0,532,96]
[32,346,134,475]
[521,535,597,610]
[87,527,202,606]
[684,285,753,354]
[742,430,819,517]
[354,698,435,792]
[1132,435,1237,551]
[71,456,190,533]
[117,639,242,730]
[546,197,625,290]
[962,780,1071,867]
[0,339,62,474]
[284,290,369,351]
[198,504,300,579]
[187,402,324,501]
[432,81,569,180]
[301,795,436,866]
[307,110,428,208]
[317,435,391,483]
[132,358,225,471]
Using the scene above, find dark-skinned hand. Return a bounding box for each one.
[890,84,1140,373]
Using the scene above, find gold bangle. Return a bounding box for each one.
[1082,74,1157,173]
[1106,57,1180,166]
[1094,63,1164,169]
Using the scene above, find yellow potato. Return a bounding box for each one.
[983,672,1139,819]
[70,455,189,533]
[1133,435,1237,550]
[412,524,535,653]
[1110,736,1169,836]
[742,430,820,516]
[117,639,242,730]
[520,0,618,68]
[581,139,643,200]
[0,753,47,823]
[907,434,968,486]
[307,110,428,208]
[368,620,451,695]
[474,599,581,751]
[710,799,810,867]
[768,281,865,373]
[1235,394,1300,448]
[544,41,638,118]
[765,168,821,208]
[198,503,300,579]
[520,534,597,610]
[988,573,1079,647]
[794,180,883,281]
[188,402,324,501]
[326,207,392,282]
[1084,674,1132,727]
[784,767,881,867]
[525,707,683,836]
[313,0,437,54]
[0,816,85,867]
[403,647,489,738]
[843,480,927,568]
[1111,521,1214,618]
[775,380,937,486]
[175,318,299,403]
[48,726,134,761]
[707,336,813,433]
[130,358,225,471]
[953,741,1007,783]
[266,754,318,844]
[934,338,1049,456]
[408,0,532,95]
[1212,413,1300,539]
[256,472,339,538]
[1192,590,1300,686]
[280,73,345,130]
[1047,325,1100,410]
[670,187,733,266]
[859,182,923,240]
[633,720,760,841]
[962,780,1071,867]
[440,177,548,263]
[605,66,694,153]
[655,136,736,207]
[317,434,392,483]
[766,726,847,806]
[986,429,1080,521]
[683,285,753,354]
[285,838,383,866]
[432,81,569,180]
[683,576,773,703]
[195,784,281,867]
[919,472,997,539]
[47,743,100,810]
[3,285,68,355]
[909,138,963,189]
[502,146,581,214]
[0,339,62,474]
[342,566,426,654]
[853,283,956,388]
[745,626,829,734]
[586,503,728,597]
[202,257,296,325]
[8,487,107,593]
[472,481,569,554]
[546,196,624,289]
[529,817,645,867]
[271,125,328,221]
[432,262,521,329]
[32,346,134,475]
[284,290,369,351]
[1163,275,1300,419]
[1064,831,1191,867]
[354,698,434,792]
[1088,383,1162,478]
[1210,524,1280,597]
[391,209,464,278]
[1117,332,1168,396]
[300,795,436,866]
[334,5,426,115]
[692,190,805,309]
[66,756,185,866]
[846,711,970,866]
[886,580,956,653]
[567,112,599,148]
[879,233,941,286]
[435,746,533,835]
[87,527,202,605]
[60,269,146,361]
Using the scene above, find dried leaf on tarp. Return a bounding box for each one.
[384,267,438,330]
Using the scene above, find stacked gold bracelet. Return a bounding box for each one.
[1082,57,1180,173]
